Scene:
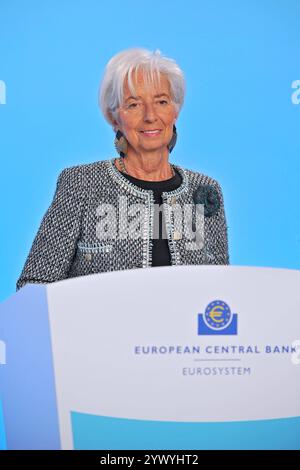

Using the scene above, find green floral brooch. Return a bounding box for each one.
[193,184,220,218]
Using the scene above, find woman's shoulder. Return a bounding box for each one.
[57,159,111,186]
[176,163,223,192]
[177,165,227,216]
[59,158,108,175]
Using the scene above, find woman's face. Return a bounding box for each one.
[114,69,178,156]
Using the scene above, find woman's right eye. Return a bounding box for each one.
[128,102,138,108]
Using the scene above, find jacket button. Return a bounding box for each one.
[173,231,182,240]
[170,196,177,206]
[85,253,92,261]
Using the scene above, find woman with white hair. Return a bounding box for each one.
[16,47,230,290]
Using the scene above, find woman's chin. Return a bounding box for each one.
[137,139,168,152]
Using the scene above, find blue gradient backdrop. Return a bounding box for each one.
[0,0,300,302]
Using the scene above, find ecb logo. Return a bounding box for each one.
[198,300,238,335]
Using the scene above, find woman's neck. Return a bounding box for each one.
[115,150,173,181]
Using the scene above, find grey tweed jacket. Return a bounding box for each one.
[16,158,230,291]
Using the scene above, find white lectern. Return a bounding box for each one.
[0,266,300,449]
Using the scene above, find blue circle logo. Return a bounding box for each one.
[204,300,232,330]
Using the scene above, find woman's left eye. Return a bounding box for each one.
[158,100,168,105]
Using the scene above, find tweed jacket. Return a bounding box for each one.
[16,158,230,291]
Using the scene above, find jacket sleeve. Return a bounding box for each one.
[208,181,230,265]
[16,168,85,291]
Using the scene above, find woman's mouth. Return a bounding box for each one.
[140,129,162,137]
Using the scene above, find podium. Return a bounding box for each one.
[1,265,300,450]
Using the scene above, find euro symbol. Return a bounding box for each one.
[209,306,224,323]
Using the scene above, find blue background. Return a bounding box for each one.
[0,0,300,302]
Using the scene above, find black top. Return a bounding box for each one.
[121,168,182,266]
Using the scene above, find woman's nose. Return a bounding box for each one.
[143,102,157,122]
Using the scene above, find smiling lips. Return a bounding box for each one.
[140,129,162,137]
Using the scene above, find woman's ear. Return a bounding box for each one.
[107,110,119,131]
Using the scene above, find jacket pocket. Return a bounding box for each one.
[75,241,116,273]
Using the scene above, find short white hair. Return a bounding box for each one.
[99,47,185,126]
